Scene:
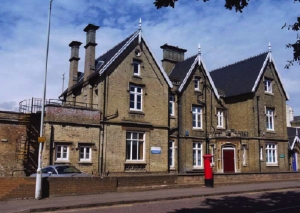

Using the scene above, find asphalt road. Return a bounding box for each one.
[44,188,300,213]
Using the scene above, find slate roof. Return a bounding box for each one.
[86,30,139,81]
[210,52,269,98]
[169,55,197,81]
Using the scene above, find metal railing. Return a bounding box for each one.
[19,98,98,114]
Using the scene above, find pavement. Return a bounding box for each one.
[1,180,300,213]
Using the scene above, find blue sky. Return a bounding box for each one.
[0,0,299,116]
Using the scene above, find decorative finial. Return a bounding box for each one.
[296,128,299,136]
[198,43,201,66]
[138,18,142,44]
[139,18,142,30]
[268,42,271,53]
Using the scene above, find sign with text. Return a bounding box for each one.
[151,147,161,154]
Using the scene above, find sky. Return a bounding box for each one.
[0,0,299,116]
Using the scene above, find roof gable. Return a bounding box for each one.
[94,29,173,88]
[170,54,219,99]
[70,28,173,92]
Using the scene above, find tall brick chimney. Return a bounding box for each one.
[68,41,82,89]
[83,24,100,81]
[160,44,187,75]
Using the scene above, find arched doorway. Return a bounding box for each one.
[222,145,235,173]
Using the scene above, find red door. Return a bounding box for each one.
[223,149,235,173]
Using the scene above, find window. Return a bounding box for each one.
[264,78,273,93]
[260,146,263,161]
[193,142,203,168]
[266,143,277,164]
[194,77,200,91]
[169,141,175,168]
[266,108,274,131]
[192,106,202,129]
[242,145,247,166]
[133,60,140,76]
[56,145,69,161]
[169,95,175,116]
[79,146,92,162]
[126,132,144,161]
[130,85,142,111]
[217,110,224,128]
[210,145,215,164]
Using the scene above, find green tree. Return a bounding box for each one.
[154,0,300,68]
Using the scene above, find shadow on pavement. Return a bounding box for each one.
[168,190,300,213]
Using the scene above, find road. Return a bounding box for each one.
[44,188,300,213]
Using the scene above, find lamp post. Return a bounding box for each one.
[35,0,54,200]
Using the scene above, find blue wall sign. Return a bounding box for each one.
[151,147,161,154]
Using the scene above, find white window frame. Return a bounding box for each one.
[266,143,277,165]
[192,106,202,129]
[210,145,215,165]
[266,108,274,131]
[129,85,143,111]
[169,95,175,116]
[260,146,263,161]
[56,144,69,162]
[242,145,247,166]
[217,110,224,128]
[194,77,200,91]
[79,145,92,162]
[133,60,140,76]
[169,141,175,169]
[126,132,145,161]
[193,142,203,168]
[264,78,273,93]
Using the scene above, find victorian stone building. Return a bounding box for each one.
[54,21,172,175]
[0,21,291,177]
[162,42,289,174]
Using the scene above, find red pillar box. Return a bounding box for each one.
[203,154,214,187]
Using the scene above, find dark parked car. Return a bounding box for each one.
[30,165,92,177]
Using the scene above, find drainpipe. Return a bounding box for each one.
[256,96,261,172]
[168,90,171,173]
[177,93,181,173]
[100,73,107,176]
[204,78,209,154]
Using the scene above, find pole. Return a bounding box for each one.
[62,73,65,93]
[35,0,53,200]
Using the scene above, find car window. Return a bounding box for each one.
[42,167,55,174]
[56,166,81,174]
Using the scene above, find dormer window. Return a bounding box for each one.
[194,77,200,91]
[133,60,140,76]
[264,78,273,93]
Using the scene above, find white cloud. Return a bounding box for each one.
[0,0,299,116]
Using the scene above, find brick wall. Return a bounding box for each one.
[0,111,28,177]
[45,105,101,125]
[47,177,117,196]
[1,173,299,201]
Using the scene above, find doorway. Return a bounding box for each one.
[223,146,235,173]
[292,152,298,172]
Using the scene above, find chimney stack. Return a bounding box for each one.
[68,41,82,89]
[160,44,187,75]
[83,24,100,81]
